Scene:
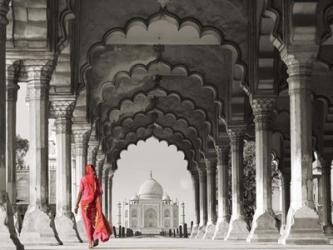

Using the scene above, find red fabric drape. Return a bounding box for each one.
[81,165,112,242]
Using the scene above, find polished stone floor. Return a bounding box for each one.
[24,238,333,250]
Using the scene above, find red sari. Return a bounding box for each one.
[80,165,112,243]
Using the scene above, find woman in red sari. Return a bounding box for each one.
[74,164,112,248]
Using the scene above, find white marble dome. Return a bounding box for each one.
[138,172,163,199]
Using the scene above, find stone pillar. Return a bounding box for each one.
[225,127,249,240]
[72,123,90,242]
[107,170,114,224]
[247,98,279,242]
[320,158,333,236]
[195,166,207,238]
[0,1,24,249]
[203,157,217,239]
[87,139,99,166]
[278,49,327,244]
[20,60,61,245]
[51,95,81,242]
[5,65,20,205]
[281,162,291,233]
[71,141,76,214]
[213,143,230,240]
[96,151,105,182]
[102,164,112,216]
[72,123,90,208]
[190,171,200,238]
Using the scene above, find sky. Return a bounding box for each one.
[16,84,195,225]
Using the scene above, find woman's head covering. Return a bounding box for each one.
[84,164,100,196]
[85,164,96,176]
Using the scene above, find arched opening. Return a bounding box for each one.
[112,136,194,233]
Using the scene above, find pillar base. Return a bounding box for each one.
[0,191,24,250]
[55,214,82,243]
[195,225,206,239]
[225,217,249,241]
[20,206,62,245]
[203,223,215,239]
[247,211,279,242]
[212,220,229,240]
[278,206,328,245]
[324,224,333,244]
[189,224,198,238]
[76,219,87,242]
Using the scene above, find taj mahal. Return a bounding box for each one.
[119,172,180,235]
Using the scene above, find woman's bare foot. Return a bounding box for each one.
[88,241,93,248]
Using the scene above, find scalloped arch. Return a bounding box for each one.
[105,89,211,134]
[108,129,198,171]
[80,10,246,92]
[103,11,221,45]
[106,110,204,152]
[97,60,215,104]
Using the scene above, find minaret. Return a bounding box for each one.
[181,201,185,225]
[117,201,122,226]
[150,170,153,178]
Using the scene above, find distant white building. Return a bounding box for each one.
[121,172,179,234]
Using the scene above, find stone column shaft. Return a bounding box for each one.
[206,158,217,224]
[229,129,244,219]
[216,145,229,221]
[190,172,200,238]
[51,97,76,216]
[87,141,99,166]
[102,167,110,216]
[198,169,207,226]
[0,2,24,249]
[0,1,9,192]
[192,173,200,226]
[321,159,333,234]
[248,98,279,242]
[27,63,53,209]
[72,126,90,200]
[108,172,114,224]
[213,144,230,240]
[71,143,76,212]
[6,77,19,204]
[279,50,327,244]
[225,127,249,240]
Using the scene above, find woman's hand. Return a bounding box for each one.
[74,205,79,214]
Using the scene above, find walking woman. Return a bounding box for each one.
[75,164,112,248]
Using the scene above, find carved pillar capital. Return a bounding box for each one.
[251,98,275,130]
[50,96,76,134]
[227,127,245,147]
[72,122,91,146]
[24,60,55,101]
[6,62,22,102]
[280,46,318,92]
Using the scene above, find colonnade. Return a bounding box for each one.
[0,0,332,247]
